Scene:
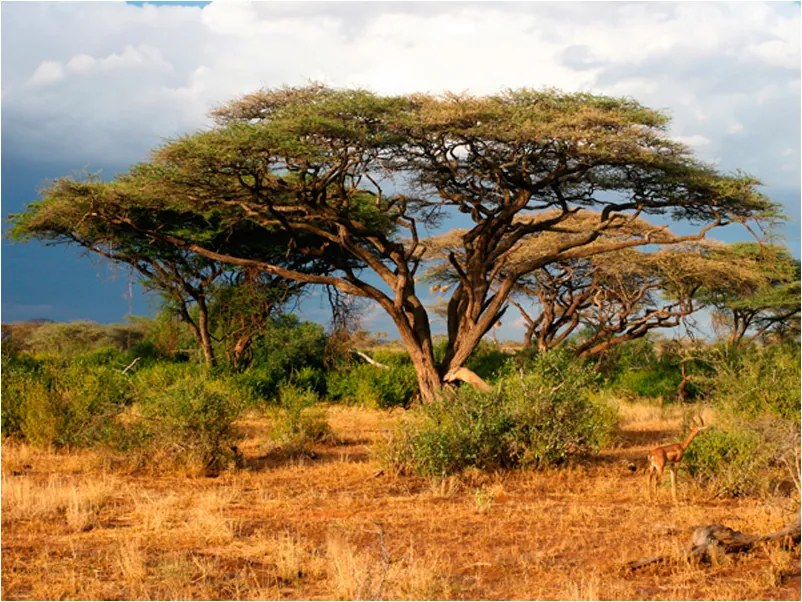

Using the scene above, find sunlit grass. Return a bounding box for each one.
[2,403,798,600]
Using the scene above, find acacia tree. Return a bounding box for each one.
[424,214,724,356]
[510,249,701,357]
[701,243,800,346]
[11,178,308,368]
[13,86,777,402]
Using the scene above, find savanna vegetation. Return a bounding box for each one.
[3,85,800,600]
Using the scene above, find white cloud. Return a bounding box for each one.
[2,1,799,191]
[98,44,172,72]
[673,134,712,148]
[66,54,96,74]
[29,60,64,86]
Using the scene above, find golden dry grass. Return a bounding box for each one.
[2,404,799,600]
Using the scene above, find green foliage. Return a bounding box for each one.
[6,320,145,360]
[1,350,132,447]
[613,365,682,400]
[132,364,248,471]
[709,343,800,422]
[270,383,333,455]
[682,420,798,497]
[238,317,328,401]
[679,343,800,497]
[601,339,684,400]
[129,312,196,363]
[466,340,512,381]
[326,353,418,408]
[386,349,617,476]
[682,426,765,497]
[1,349,45,438]
[597,337,658,377]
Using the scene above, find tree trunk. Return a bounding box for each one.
[231,335,253,371]
[196,299,216,369]
[385,303,444,404]
[407,345,444,404]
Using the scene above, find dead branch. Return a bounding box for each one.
[352,350,389,369]
[626,518,801,572]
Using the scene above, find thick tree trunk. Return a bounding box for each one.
[384,301,445,404]
[408,346,444,404]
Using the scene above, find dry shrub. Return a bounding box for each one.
[326,531,390,600]
[184,507,237,546]
[389,547,447,600]
[131,491,181,532]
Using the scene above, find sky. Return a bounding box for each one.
[2,0,800,341]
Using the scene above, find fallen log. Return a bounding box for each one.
[690,518,801,562]
[626,518,801,571]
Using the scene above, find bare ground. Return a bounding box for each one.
[2,404,799,600]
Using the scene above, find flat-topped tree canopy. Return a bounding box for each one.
[696,242,800,345]
[12,85,780,402]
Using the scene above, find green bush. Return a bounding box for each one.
[709,344,800,423]
[681,423,780,497]
[22,320,144,358]
[270,383,333,455]
[613,366,682,400]
[1,349,43,438]
[238,317,328,401]
[465,340,512,381]
[386,349,617,476]
[132,366,248,471]
[1,353,132,448]
[326,361,418,408]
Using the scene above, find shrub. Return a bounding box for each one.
[326,362,417,409]
[1,356,132,448]
[681,423,780,497]
[270,383,333,455]
[709,343,800,423]
[238,317,328,401]
[22,320,144,358]
[1,349,43,438]
[386,349,617,476]
[465,340,512,381]
[612,366,682,400]
[132,366,248,471]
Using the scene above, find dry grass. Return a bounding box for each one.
[2,403,799,600]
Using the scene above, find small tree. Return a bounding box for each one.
[208,270,304,370]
